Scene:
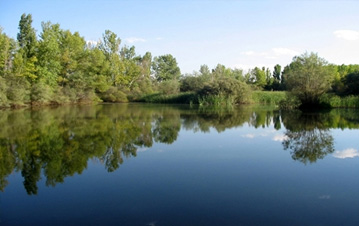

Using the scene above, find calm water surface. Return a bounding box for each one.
[1,103,359,226]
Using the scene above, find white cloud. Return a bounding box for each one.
[334,30,359,41]
[241,51,268,56]
[272,134,288,142]
[137,147,149,152]
[156,37,164,40]
[333,148,359,159]
[272,48,299,56]
[242,134,255,138]
[125,37,146,44]
[242,130,277,139]
[86,40,98,46]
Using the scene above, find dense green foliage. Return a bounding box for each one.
[283,52,335,107]
[0,14,358,108]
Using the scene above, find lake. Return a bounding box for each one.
[1,103,359,226]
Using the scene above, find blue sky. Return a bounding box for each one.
[1,0,358,73]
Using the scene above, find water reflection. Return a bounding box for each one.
[281,111,334,164]
[0,104,359,194]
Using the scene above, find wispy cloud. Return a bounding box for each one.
[333,148,359,159]
[156,37,164,41]
[272,134,288,142]
[242,134,255,138]
[125,37,146,44]
[137,148,149,152]
[241,51,268,57]
[272,48,299,56]
[86,40,98,46]
[241,130,277,139]
[241,47,299,59]
[334,30,359,41]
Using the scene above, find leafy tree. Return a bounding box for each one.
[199,64,210,77]
[0,28,15,77]
[37,22,63,87]
[343,72,359,95]
[17,14,37,59]
[84,47,110,93]
[273,64,281,81]
[59,30,87,88]
[152,54,181,81]
[16,14,38,82]
[212,64,232,78]
[99,30,122,85]
[283,52,335,107]
[120,45,136,60]
[247,67,266,88]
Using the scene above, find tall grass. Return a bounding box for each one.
[251,91,286,105]
[139,92,197,104]
[198,94,234,107]
[320,94,359,108]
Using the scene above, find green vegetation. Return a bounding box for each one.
[320,94,359,108]
[283,52,335,108]
[1,14,359,109]
[251,91,286,105]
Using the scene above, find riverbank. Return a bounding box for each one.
[2,91,359,109]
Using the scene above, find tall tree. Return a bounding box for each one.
[99,30,122,85]
[17,14,37,59]
[16,14,38,81]
[37,22,62,87]
[283,52,335,107]
[273,64,281,81]
[152,54,181,81]
[0,28,15,77]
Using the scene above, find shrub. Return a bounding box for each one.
[31,82,53,105]
[158,79,180,95]
[198,77,251,104]
[180,76,205,92]
[101,87,128,102]
[279,94,301,110]
[343,72,359,95]
[0,77,9,107]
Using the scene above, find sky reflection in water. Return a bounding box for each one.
[1,104,359,225]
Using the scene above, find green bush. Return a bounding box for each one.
[180,76,205,92]
[279,94,301,110]
[140,92,196,104]
[198,77,251,104]
[101,87,128,102]
[31,82,53,105]
[198,94,234,107]
[320,94,359,108]
[0,77,9,107]
[158,80,180,95]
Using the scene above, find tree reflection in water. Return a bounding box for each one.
[0,104,358,194]
[281,111,335,164]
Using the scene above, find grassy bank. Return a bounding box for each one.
[320,94,359,108]
[251,91,286,105]
[138,92,197,104]
[139,91,287,106]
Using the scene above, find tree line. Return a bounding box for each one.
[1,14,359,108]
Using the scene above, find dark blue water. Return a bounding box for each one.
[1,104,359,225]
